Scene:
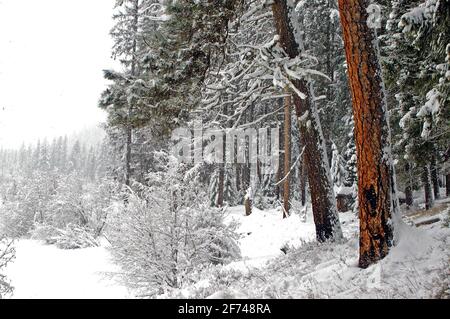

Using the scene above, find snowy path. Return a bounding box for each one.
[5,240,131,299]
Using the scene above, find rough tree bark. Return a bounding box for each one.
[272,0,342,242]
[337,0,396,268]
[283,89,291,218]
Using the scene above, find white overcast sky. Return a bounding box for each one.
[0,0,117,149]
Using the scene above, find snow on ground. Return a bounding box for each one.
[171,202,449,299]
[221,205,358,270]
[4,239,131,299]
[223,206,316,269]
[3,199,449,299]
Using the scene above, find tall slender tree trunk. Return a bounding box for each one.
[217,105,228,207]
[325,0,335,101]
[446,174,450,197]
[422,166,433,210]
[337,0,395,268]
[300,155,307,207]
[235,146,241,194]
[405,162,413,207]
[276,99,284,202]
[283,89,291,217]
[125,125,132,187]
[431,155,440,200]
[242,107,253,193]
[124,0,139,188]
[271,0,342,242]
[217,153,225,207]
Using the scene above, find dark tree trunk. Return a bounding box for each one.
[405,162,413,207]
[217,105,228,207]
[283,90,291,218]
[244,186,252,216]
[300,155,307,207]
[446,174,450,197]
[275,100,284,202]
[125,125,132,187]
[271,0,342,242]
[217,152,225,207]
[124,0,139,188]
[422,166,433,210]
[242,109,252,193]
[235,147,241,194]
[337,0,395,268]
[431,155,440,200]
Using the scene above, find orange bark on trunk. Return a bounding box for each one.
[337,0,394,268]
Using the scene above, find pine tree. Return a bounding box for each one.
[338,0,397,268]
[271,0,342,242]
[384,0,449,208]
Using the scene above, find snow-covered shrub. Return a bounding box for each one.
[253,186,276,210]
[30,223,99,249]
[30,224,62,245]
[252,173,277,210]
[0,170,118,245]
[443,209,450,228]
[45,175,117,236]
[0,236,15,298]
[0,201,35,238]
[106,153,240,295]
[52,224,99,249]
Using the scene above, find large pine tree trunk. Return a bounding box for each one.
[283,90,291,218]
[422,166,433,210]
[272,0,342,242]
[337,0,395,268]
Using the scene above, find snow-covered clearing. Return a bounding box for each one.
[3,200,449,299]
[4,239,131,299]
[171,202,450,299]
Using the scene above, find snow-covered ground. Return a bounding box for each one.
[3,199,449,299]
[223,206,317,269]
[170,201,450,299]
[4,239,131,299]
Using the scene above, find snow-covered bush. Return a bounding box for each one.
[30,224,61,244]
[0,236,15,298]
[30,223,99,249]
[106,153,240,296]
[45,175,117,235]
[0,170,118,245]
[0,173,52,237]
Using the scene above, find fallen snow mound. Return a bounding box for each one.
[4,239,131,299]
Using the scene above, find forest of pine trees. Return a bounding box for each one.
[0,0,448,298]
